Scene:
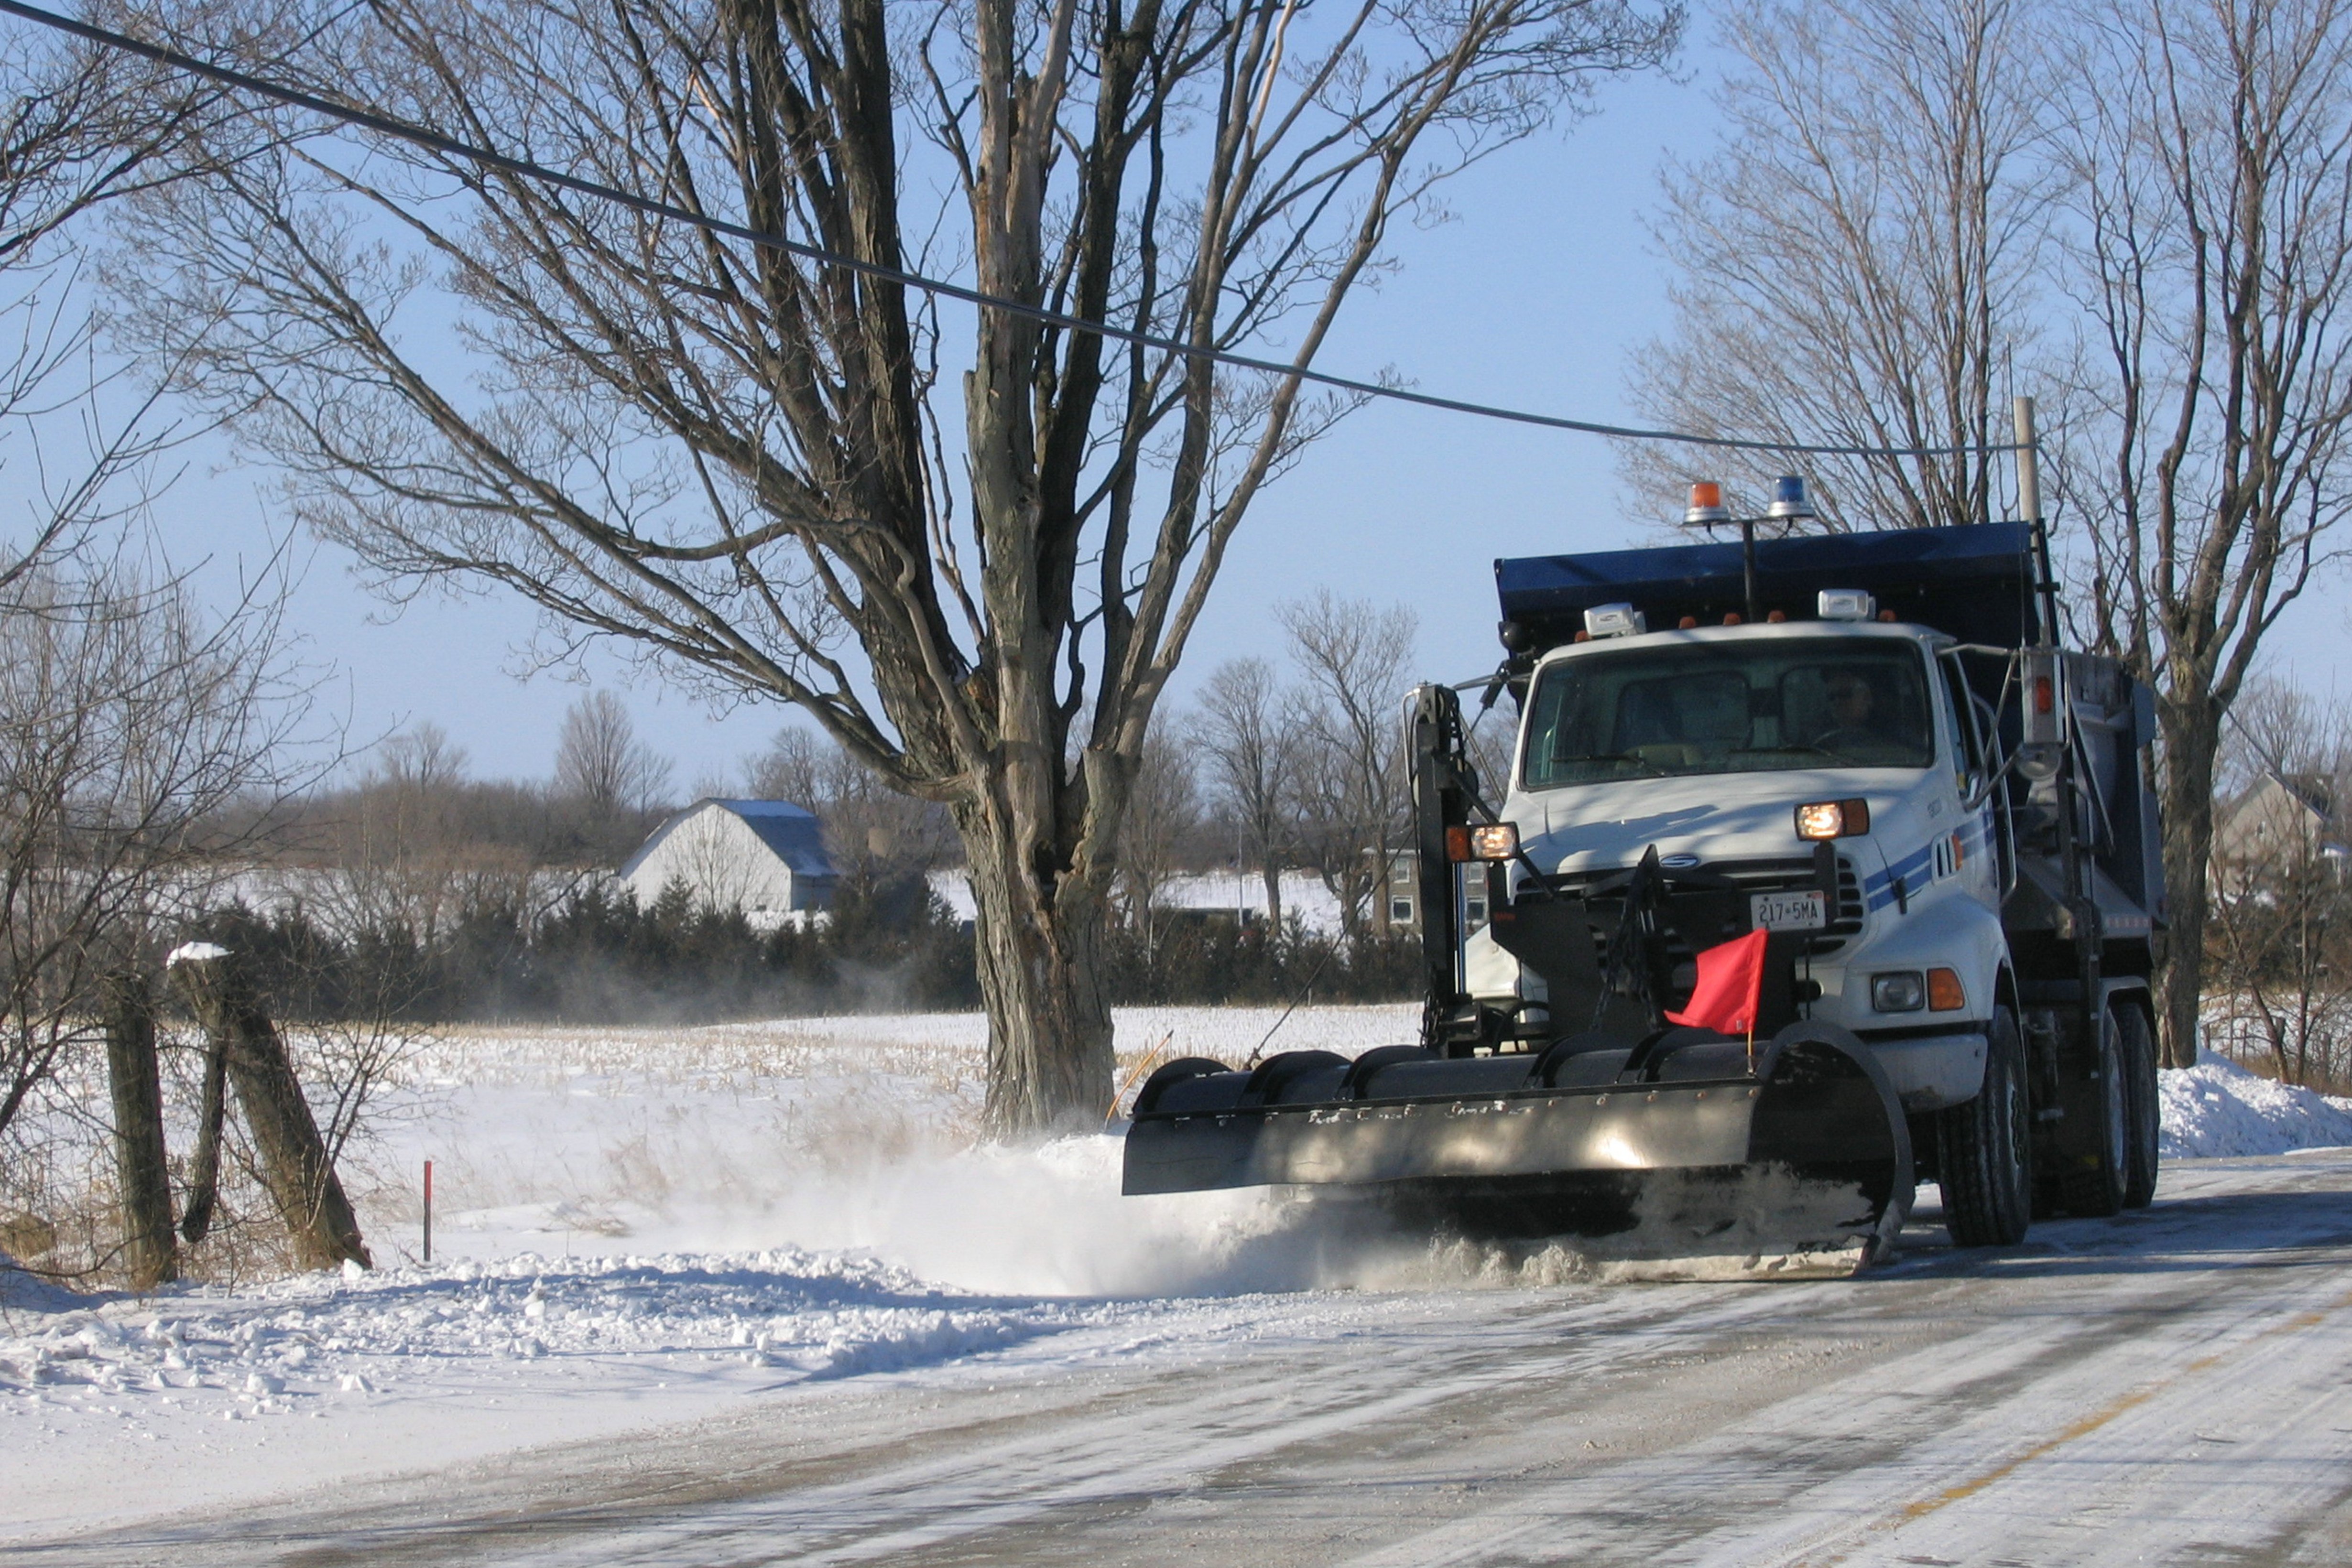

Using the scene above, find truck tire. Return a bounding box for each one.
[2059,1006,2130,1218]
[1938,1006,2032,1247]
[2119,1000,2161,1209]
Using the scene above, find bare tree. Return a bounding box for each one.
[0,13,336,1286]
[1117,725,1199,949]
[2060,0,2352,1066]
[0,8,235,265]
[1,0,261,588]
[741,727,830,811]
[1189,655,1295,927]
[1281,591,1416,944]
[1622,0,2051,529]
[125,0,1678,1133]
[553,690,673,814]
[296,725,567,954]
[373,721,467,795]
[0,558,318,1146]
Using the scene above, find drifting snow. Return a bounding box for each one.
[2159,1052,2352,1158]
[0,1238,1158,1537]
[2,1243,1100,1423]
[365,1004,1417,1287]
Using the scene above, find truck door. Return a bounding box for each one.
[1938,649,2004,905]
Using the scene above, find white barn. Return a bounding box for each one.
[619,799,839,917]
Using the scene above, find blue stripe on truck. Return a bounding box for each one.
[1864,843,1936,911]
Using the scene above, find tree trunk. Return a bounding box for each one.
[171,950,371,1271]
[2157,702,2221,1070]
[962,810,1115,1137]
[1260,857,1284,932]
[101,972,176,1289]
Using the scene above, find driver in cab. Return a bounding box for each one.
[1816,669,1893,757]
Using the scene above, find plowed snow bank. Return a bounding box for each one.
[2160,1055,2352,1158]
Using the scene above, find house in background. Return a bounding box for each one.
[2214,771,2352,877]
[1376,848,1492,936]
[619,799,838,920]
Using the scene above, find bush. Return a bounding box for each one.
[1097,915,1420,1006]
[188,886,1416,1025]
[191,873,980,1026]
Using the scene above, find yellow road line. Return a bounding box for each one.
[1896,1380,2171,1521]
[1798,1279,2352,1564]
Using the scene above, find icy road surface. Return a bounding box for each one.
[13,1151,2352,1568]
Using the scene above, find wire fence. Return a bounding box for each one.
[2200,998,2352,1093]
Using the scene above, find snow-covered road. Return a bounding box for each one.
[15,1150,2352,1568]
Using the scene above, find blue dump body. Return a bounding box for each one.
[1495,520,2035,652]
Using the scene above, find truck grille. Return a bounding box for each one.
[1542,855,1865,956]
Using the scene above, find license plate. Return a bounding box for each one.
[1750,889,1828,932]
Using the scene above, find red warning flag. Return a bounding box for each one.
[1665,928,1770,1036]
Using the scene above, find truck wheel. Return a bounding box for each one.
[2119,1001,2160,1209]
[1938,1006,2032,1247]
[2059,1006,2130,1218]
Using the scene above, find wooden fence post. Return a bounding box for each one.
[101,971,176,1288]
[169,944,371,1271]
[177,1021,229,1246]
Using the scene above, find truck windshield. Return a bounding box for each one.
[1520,637,1936,789]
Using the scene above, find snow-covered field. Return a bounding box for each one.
[6,1006,2352,1550]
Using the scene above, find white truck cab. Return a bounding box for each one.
[1467,618,2006,1112]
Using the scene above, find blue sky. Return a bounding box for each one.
[129,35,2352,791]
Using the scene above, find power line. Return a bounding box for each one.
[3,0,2025,462]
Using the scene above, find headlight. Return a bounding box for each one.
[1795,798,1871,840]
[1871,972,1926,1012]
[1445,823,1520,863]
[1468,823,1519,861]
[1927,967,1966,1011]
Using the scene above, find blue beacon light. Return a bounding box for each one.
[1769,475,1815,521]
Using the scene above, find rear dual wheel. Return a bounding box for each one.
[2119,1000,2161,1209]
[2058,1007,2130,1218]
[1939,1006,2032,1247]
[2051,998,2166,1216]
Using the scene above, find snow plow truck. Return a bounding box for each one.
[1124,497,2164,1275]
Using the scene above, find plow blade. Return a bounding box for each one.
[1123,1023,1913,1277]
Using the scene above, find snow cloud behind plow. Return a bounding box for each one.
[360,1009,1457,1299]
